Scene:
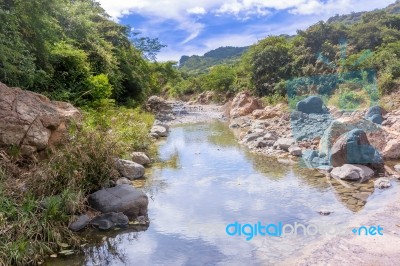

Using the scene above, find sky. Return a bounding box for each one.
[97,0,397,61]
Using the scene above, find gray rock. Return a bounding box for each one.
[154,120,170,131]
[394,164,400,172]
[296,96,324,114]
[330,164,374,182]
[365,106,385,125]
[151,125,168,137]
[263,132,278,141]
[229,123,240,128]
[302,149,319,161]
[330,129,383,170]
[374,178,391,189]
[131,152,151,165]
[116,177,131,185]
[115,159,145,180]
[367,114,383,124]
[69,215,90,232]
[319,119,380,159]
[274,138,295,151]
[288,145,302,156]
[90,212,129,230]
[242,132,265,143]
[88,184,148,219]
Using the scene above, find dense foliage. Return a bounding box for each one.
[0,0,167,106]
[172,1,400,103]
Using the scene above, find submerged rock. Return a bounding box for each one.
[90,212,129,230]
[88,184,148,219]
[374,178,391,189]
[330,164,374,182]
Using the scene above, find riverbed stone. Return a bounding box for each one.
[90,212,129,230]
[288,145,302,156]
[88,184,148,219]
[394,164,400,172]
[131,152,151,166]
[242,132,265,143]
[374,178,392,189]
[274,138,295,151]
[151,125,168,137]
[115,159,145,180]
[330,164,374,182]
[69,214,90,232]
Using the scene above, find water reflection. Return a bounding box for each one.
[48,121,397,265]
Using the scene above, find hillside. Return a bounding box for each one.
[327,0,400,24]
[178,46,248,75]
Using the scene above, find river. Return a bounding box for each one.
[49,120,398,265]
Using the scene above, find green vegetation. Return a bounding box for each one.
[179,46,248,75]
[172,1,400,105]
[0,108,154,265]
[0,0,168,106]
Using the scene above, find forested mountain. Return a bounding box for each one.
[170,1,400,101]
[0,0,167,106]
[327,0,400,24]
[178,46,249,75]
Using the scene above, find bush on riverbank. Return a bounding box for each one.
[0,107,154,265]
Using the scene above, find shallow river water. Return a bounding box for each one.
[50,120,398,266]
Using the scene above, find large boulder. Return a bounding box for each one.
[296,96,324,114]
[0,82,81,156]
[329,129,383,170]
[115,159,145,180]
[319,118,380,157]
[230,91,263,118]
[88,184,148,220]
[330,164,374,182]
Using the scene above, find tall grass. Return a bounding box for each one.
[0,107,154,265]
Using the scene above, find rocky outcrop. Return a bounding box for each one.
[330,164,374,182]
[131,152,151,166]
[330,129,383,170]
[0,82,81,156]
[252,104,283,120]
[291,112,333,141]
[115,159,145,180]
[296,96,325,114]
[146,96,172,113]
[229,91,263,118]
[88,184,148,220]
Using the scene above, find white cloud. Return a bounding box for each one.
[187,6,207,15]
[97,0,398,61]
